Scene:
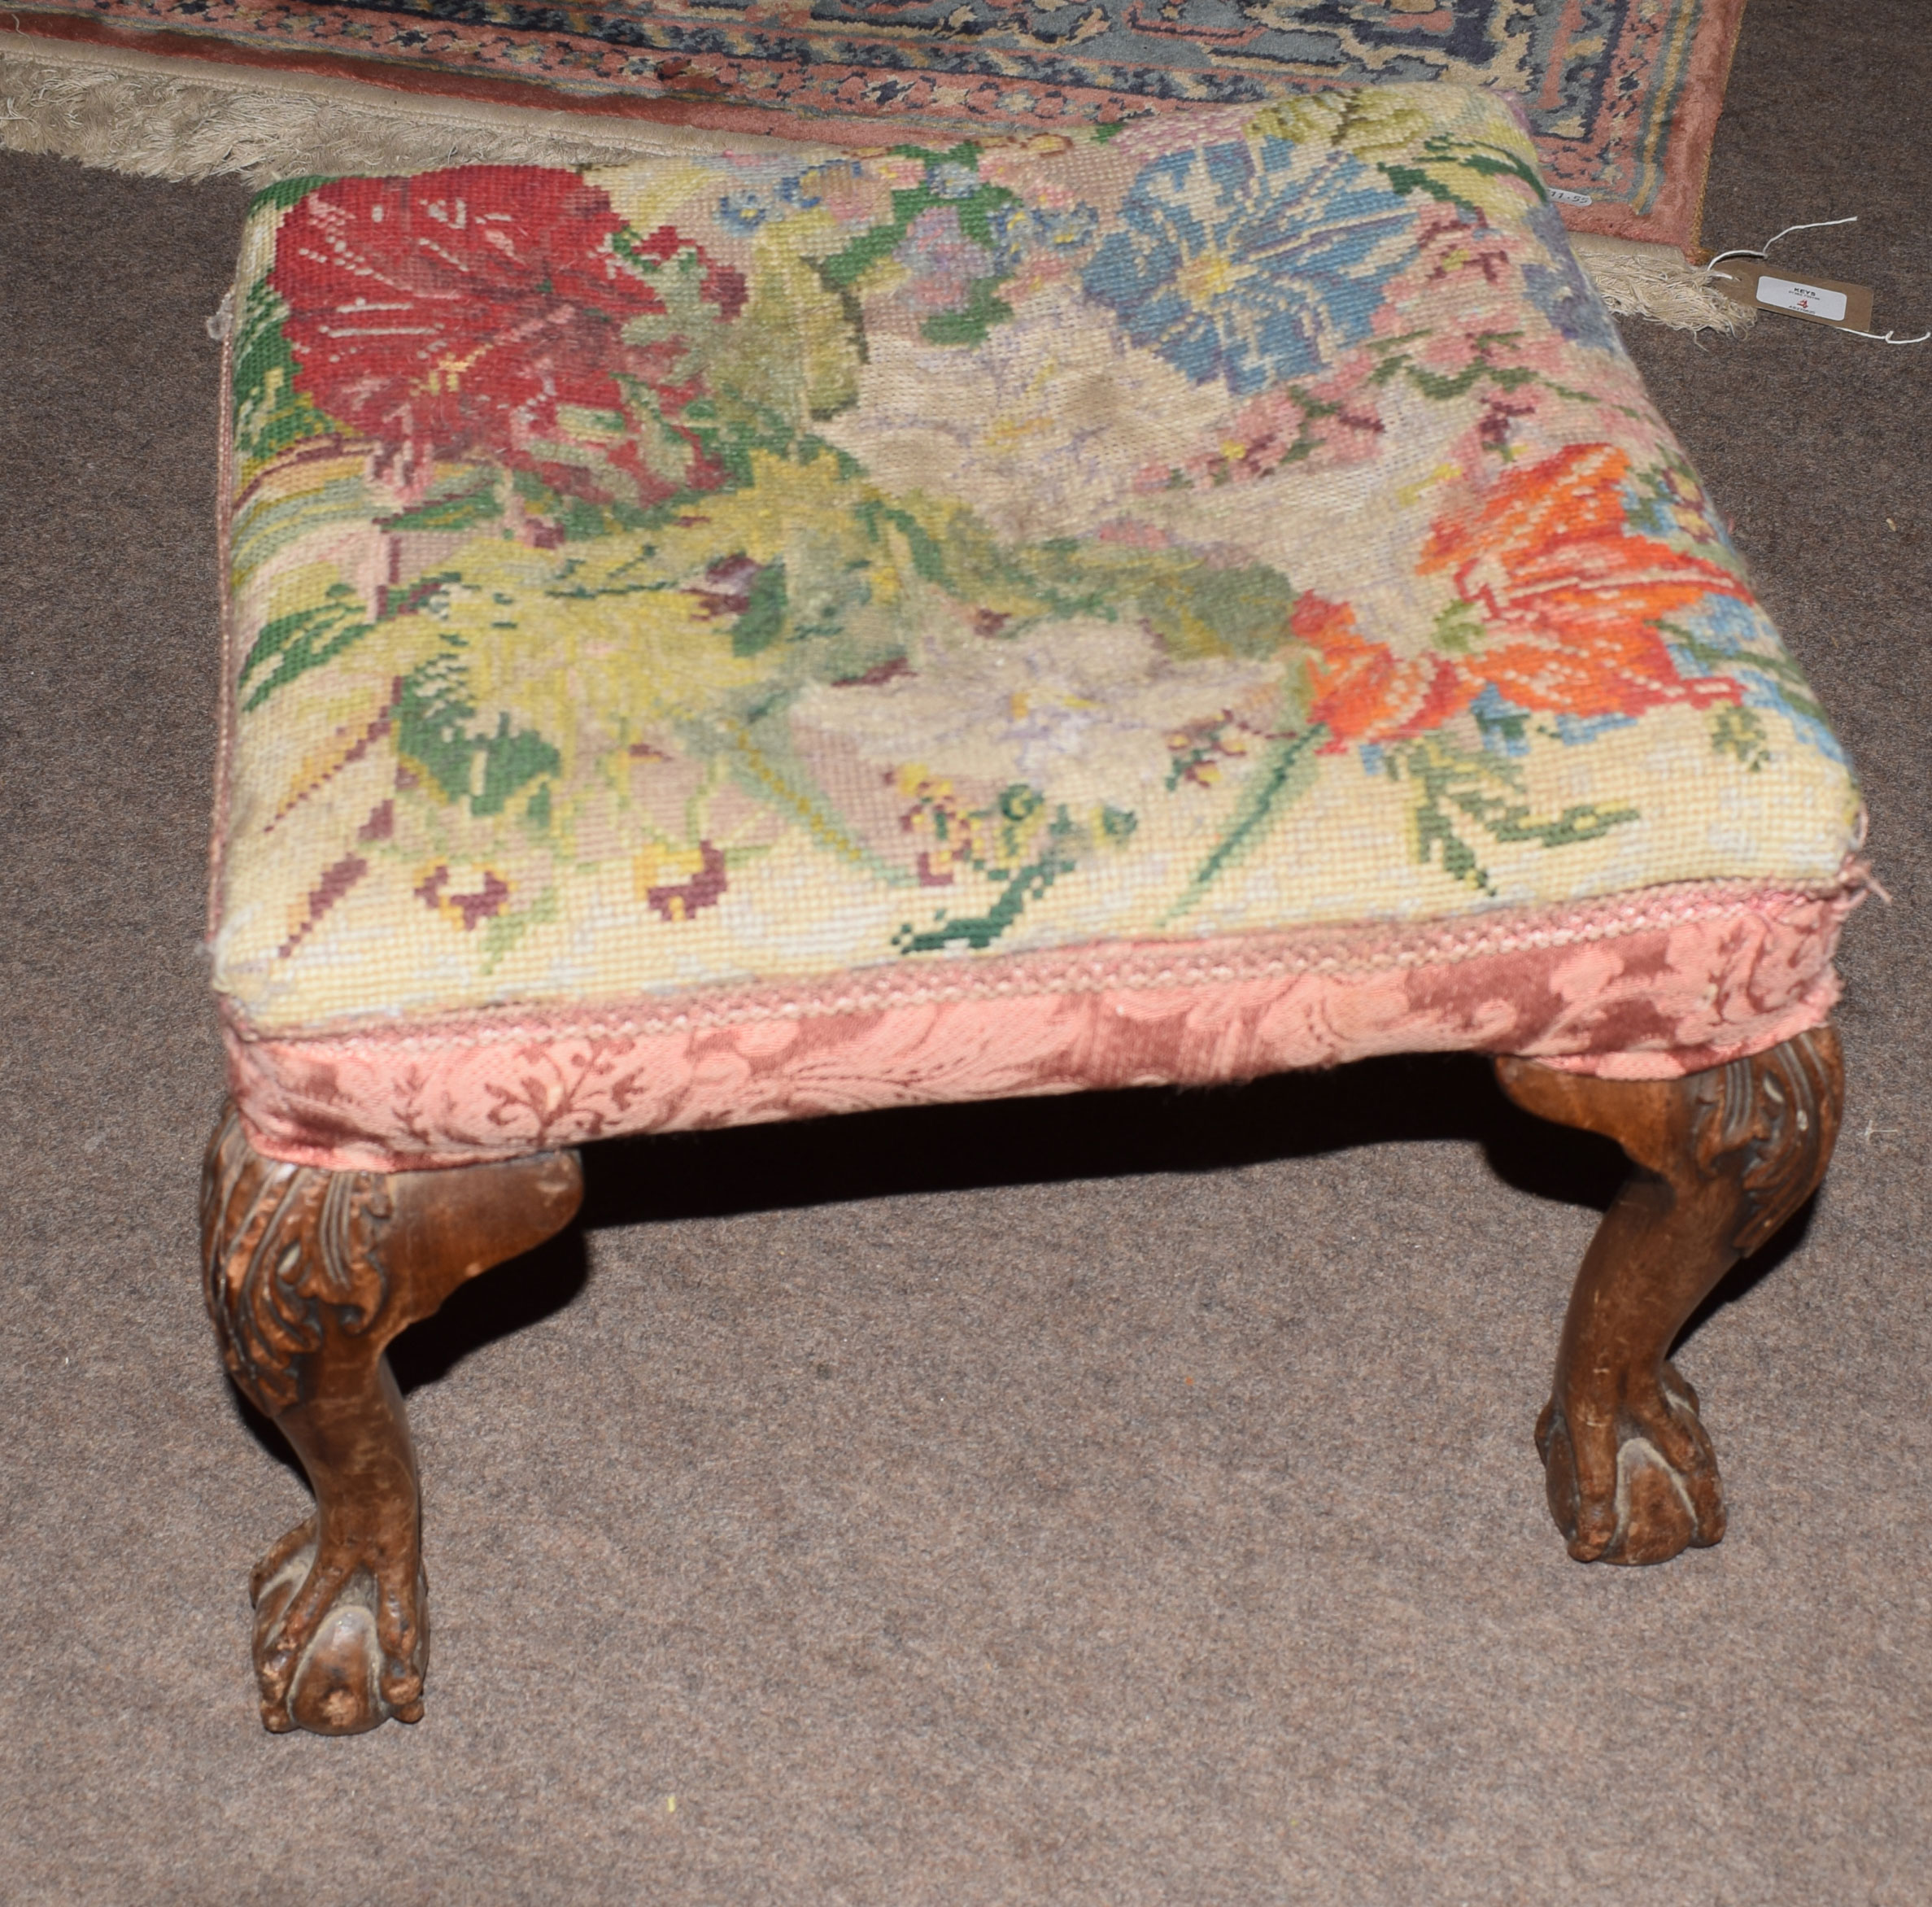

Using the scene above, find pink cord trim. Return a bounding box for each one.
[223,870,1868,1171]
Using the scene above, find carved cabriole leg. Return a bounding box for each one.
[1497,1023,1843,1566]
[200,1102,582,1735]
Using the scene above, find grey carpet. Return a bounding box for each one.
[2,2,1927,1899]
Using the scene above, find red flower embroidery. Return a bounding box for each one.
[271,168,747,507]
[1298,443,1750,750]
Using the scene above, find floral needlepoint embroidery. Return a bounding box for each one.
[272,169,745,508]
[635,841,729,923]
[416,864,511,931]
[1299,443,1753,757]
[1295,591,1463,753]
[214,89,1858,1047]
[1416,443,1751,719]
[1084,137,1415,393]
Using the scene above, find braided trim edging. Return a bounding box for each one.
[220,867,1869,1056]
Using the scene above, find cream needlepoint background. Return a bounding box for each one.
[213,89,1856,1043]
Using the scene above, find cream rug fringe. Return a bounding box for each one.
[1568,232,1755,335]
[2,35,1753,334]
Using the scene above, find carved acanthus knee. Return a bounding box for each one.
[1686,1023,1842,1255]
[200,1106,398,1415]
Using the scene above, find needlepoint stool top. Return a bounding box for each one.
[210,88,1864,1171]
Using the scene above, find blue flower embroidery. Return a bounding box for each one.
[1468,683,1635,758]
[986,200,1100,275]
[1081,137,1418,395]
[717,190,769,233]
[1524,206,1618,351]
[783,162,862,212]
[927,162,983,201]
[1620,469,1733,558]
[1470,683,1532,757]
[717,161,866,233]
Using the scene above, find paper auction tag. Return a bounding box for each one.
[1759,275,1847,321]
[1711,264,1874,331]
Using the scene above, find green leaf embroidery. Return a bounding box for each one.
[1163,727,1322,923]
[1394,735,1637,892]
[1433,599,1486,655]
[231,277,336,473]
[731,560,791,657]
[246,176,337,216]
[1710,704,1772,772]
[238,583,372,712]
[921,276,1015,347]
[396,657,561,817]
[1380,136,1547,212]
[893,796,1083,954]
[815,149,1024,349]
[379,478,504,535]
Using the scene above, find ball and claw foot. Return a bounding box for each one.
[1536,1361,1725,1566]
[250,1516,429,1735]
[1498,1023,1841,1569]
[203,1103,584,1734]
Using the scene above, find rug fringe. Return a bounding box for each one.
[2,40,1751,334]
[0,40,739,176]
[1568,233,1756,337]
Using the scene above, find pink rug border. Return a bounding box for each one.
[15,0,1748,251]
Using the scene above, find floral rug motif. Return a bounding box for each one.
[20,0,1745,247]
[212,87,1855,1061]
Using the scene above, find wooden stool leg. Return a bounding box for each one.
[200,1103,582,1734]
[1497,1024,1843,1566]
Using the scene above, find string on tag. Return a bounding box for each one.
[1702,218,1929,344]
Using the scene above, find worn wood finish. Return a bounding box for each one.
[1498,1023,1843,1566]
[201,1103,582,1735]
[198,1022,1843,1729]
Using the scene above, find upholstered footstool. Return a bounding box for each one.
[202,87,1867,1735]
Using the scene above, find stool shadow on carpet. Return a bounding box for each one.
[574,1052,1628,1223]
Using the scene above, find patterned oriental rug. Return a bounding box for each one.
[11,0,1745,251]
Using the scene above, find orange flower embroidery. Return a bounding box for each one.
[1299,443,1751,750]
[1293,591,1463,754]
